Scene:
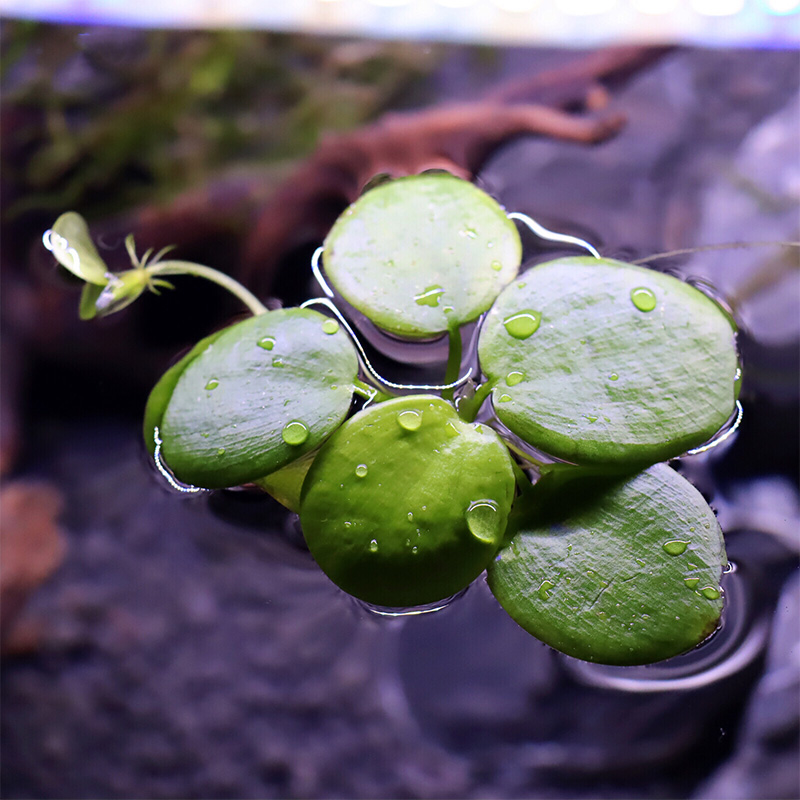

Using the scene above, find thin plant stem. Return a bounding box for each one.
[149,260,268,316]
[353,377,394,404]
[456,380,494,423]
[632,240,800,266]
[442,327,463,402]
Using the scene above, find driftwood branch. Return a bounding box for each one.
[240,104,625,292]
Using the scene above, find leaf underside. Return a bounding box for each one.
[51,211,110,285]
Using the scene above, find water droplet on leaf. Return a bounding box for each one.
[506,371,524,386]
[465,499,501,544]
[631,286,657,312]
[257,336,275,350]
[205,378,219,390]
[414,285,445,307]
[282,420,309,446]
[491,260,502,272]
[503,310,541,339]
[322,319,339,335]
[663,540,689,555]
[397,410,422,431]
[538,580,555,600]
[700,585,721,599]
[369,539,379,553]
[355,463,368,478]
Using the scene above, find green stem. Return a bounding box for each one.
[353,377,393,403]
[149,260,268,316]
[442,327,462,402]
[456,380,493,423]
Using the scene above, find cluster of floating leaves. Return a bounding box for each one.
[45,174,742,666]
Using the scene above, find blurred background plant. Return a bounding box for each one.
[1,21,442,221]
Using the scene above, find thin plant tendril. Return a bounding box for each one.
[153,426,207,494]
[311,247,335,298]
[633,241,800,265]
[507,212,601,259]
[300,297,473,393]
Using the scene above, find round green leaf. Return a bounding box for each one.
[158,308,359,488]
[487,464,726,666]
[143,328,229,456]
[49,212,110,285]
[478,257,738,467]
[300,395,516,607]
[322,174,522,338]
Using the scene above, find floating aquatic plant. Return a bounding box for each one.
[45,173,742,666]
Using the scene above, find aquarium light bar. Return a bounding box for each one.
[1,0,798,45]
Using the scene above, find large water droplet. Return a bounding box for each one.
[322,319,339,335]
[205,378,219,390]
[491,260,502,272]
[414,285,445,307]
[663,540,689,555]
[503,310,541,339]
[631,286,657,312]
[272,357,285,368]
[257,336,275,350]
[355,463,368,478]
[369,539,379,553]
[397,410,422,431]
[700,585,721,600]
[498,394,512,403]
[465,499,501,544]
[609,373,619,381]
[506,371,524,386]
[684,577,699,589]
[282,420,309,446]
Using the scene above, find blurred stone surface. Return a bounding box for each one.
[0,481,65,648]
[695,573,800,800]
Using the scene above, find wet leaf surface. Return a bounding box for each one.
[323,174,521,337]
[157,308,358,488]
[300,395,515,606]
[488,464,726,666]
[478,257,738,467]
